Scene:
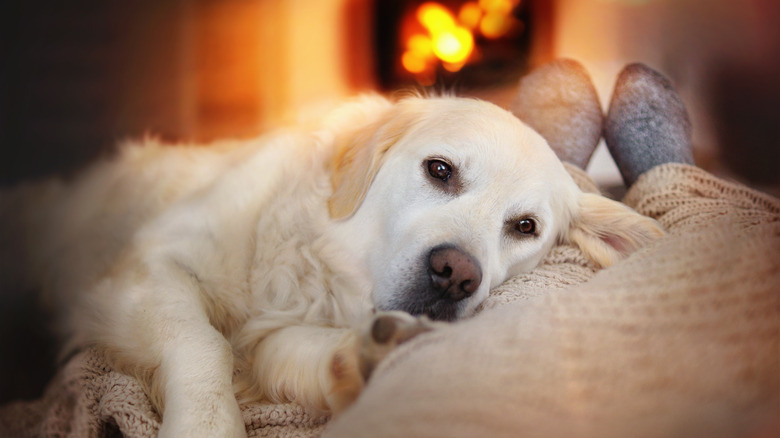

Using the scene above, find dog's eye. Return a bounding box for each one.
[427,159,452,182]
[514,218,536,235]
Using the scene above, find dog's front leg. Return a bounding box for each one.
[242,312,441,414]
[154,315,245,438]
[244,325,363,413]
[93,262,246,438]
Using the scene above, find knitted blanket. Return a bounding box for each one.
[0,348,329,437]
[1,163,778,437]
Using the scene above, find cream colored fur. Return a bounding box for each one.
[0,94,663,437]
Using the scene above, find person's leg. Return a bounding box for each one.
[511,59,603,169]
[604,64,694,187]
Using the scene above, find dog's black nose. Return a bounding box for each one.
[428,245,483,302]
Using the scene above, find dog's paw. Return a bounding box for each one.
[326,344,365,413]
[359,311,443,379]
[325,312,442,413]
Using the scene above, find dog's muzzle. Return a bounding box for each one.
[385,244,484,322]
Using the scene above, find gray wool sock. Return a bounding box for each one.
[510,59,604,169]
[605,63,694,186]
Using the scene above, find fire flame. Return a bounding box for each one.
[401,0,521,82]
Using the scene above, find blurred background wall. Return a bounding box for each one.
[2,0,779,189]
[2,0,779,190]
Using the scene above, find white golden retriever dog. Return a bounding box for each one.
[1,95,663,437]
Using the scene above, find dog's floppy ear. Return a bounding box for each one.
[567,193,665,267]
[328,106,414,220]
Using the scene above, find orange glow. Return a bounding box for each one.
[432,27,474,64]
[479,0,514,14]
[407,34,433,58]
[402,52,428,73]
[442,60,467,72]
[458,2,483,29]
[479,11,514,39]
[418,3,456,33]
[400,0,522,80]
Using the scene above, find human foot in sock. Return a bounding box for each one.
[510,59,604,169]
[604,63,694,186]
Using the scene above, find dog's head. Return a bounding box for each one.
[327,96,663,321]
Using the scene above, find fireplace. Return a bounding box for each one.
[374,0,552,90]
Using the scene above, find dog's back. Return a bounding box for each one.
[0,138,257,314]
[0,95,395,346]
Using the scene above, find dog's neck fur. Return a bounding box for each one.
[230,130,374,344]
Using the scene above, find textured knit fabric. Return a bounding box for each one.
[0,348,329,438]
[2,163,778,437]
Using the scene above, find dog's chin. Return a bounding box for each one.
[379,284,464,322]
[379,299,461,322]
[420,300,461,322]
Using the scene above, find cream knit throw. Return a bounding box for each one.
[2,163,778,437]
[0,346,330,437]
